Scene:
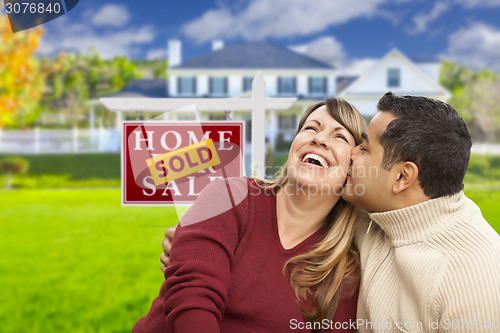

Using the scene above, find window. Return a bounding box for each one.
[178,114,197,121]
[278,114,297,130]
[242,77,253,92]
[278,77,296,95]
[209,77,227,95]
[178,77,196,95]
[309,77,326,94]
[387,68,400,88]
[209,113,226,121]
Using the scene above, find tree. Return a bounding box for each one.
[440,61,500,142]
[0,13,45,127]
[40,50,142,127]
[134,59,168,80]
[461,75,500,141]
[440,60,473,93]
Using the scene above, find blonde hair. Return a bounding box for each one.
[258,98,366,322]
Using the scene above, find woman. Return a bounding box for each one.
[133,98,366,332]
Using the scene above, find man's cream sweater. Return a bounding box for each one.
[355,191,500,332]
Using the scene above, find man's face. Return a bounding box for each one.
[342,111,399,212]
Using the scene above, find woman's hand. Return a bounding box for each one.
[160,224,178,272]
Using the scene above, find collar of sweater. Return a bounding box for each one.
[368,191,465,247]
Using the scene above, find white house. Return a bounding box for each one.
[0,44,456,156]
[166,40,337,148]
[338,49,451,117]
[168,40,336,99]
[102,42,449,152]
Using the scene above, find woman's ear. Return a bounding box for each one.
[392,161,419,194]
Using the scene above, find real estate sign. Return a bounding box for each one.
[122,122,244,205]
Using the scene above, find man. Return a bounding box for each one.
[341,92,500,332]
[160,92,500,332]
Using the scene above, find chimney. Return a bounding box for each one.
[212,40,224,52]
[168,39,182,67]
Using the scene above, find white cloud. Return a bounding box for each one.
[409,2,449,35]
[38,16,155,59]
[146,48,168,60]
[91,4,130,27]
[182,0,388,43]
[290,36,346,67]
[445,22,500,70]
[454,0,500,8]
[289,37,379,76]
[339,58,378,76]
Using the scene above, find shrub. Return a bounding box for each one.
[0,156,30,189]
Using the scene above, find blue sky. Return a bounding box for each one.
[8,0,500,73]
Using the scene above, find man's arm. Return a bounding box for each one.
[160,224,177,272]
[436,253,500,332]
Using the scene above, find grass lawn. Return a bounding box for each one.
[0,189,178,333]
[0,186,499,332]
[464,189,500,231]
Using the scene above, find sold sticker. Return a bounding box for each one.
[146,139,221,186]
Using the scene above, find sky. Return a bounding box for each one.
[4,0,500,74]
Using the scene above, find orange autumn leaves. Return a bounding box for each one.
[0,14,44,127]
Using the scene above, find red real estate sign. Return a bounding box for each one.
[122,122,244,205]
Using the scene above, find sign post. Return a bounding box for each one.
[100,72,297,209]
[101,72,297,179]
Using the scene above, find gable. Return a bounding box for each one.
[340,50,450,99]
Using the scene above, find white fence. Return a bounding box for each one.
[1,126,499,156]
[471,144,500,155]
[0,127,120,154]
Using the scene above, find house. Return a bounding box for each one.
[166,40,337,149]
[168,40,335,98]
[338,49,451,117]
[103,42,449,153]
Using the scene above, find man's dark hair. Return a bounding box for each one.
[377,91,472,198]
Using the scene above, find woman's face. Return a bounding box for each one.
[287,106,356,195]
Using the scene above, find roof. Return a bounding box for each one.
[105,79,168,98]
[173,42,334,70]
[336,76,358,94]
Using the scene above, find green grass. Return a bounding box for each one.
[1,152,499,332]
[463,189,500,231]
[0,189,178,333]
[0,187,499,333]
